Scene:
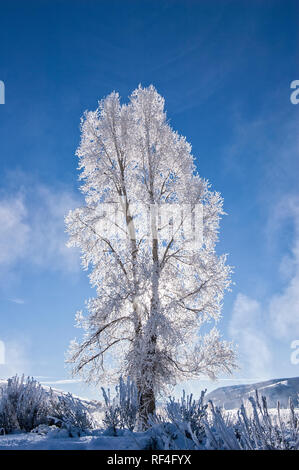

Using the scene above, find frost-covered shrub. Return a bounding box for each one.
[0,374,94,436]
[144,389,208,450]
[118,376,139,431]
[101,386,120,436]
[30,424,58,435]
[30,424,70,439]
[0,375,50,433]
[145,389,299,450]
[165,389,208,444]
[202,401,241,450]
[147,417,197,450]
[203,391,299,450]
[236,393,299,450]
[49,392,93,437]
[101,376,139,434]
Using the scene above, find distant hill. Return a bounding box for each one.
[206,377,299,409]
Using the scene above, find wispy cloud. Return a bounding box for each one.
[229,293,272,379]
[229,195,299,379]
[9,298,25,305]
[0,175,82,275]
[0,196,30,266]
[0,339,31,378]
[269,196,299,340]
[28,184,81,272]
[40,378,82,385]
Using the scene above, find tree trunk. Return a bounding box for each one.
[137,382,156,429]
[136,188,160,429]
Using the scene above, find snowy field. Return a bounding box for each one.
[0,431,152,450]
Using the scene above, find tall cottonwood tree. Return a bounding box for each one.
[66,85,236,425]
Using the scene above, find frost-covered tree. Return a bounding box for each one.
[66,85,237,425]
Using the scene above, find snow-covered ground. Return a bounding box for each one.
[0,431,151,450]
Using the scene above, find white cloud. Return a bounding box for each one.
[0,181,81,274]
[270,271,299,339]
[229,196,299,379]
[269,196,299,339]
[28,185,81,272]
[229,293,272,378]
[0,339,31,378]
[0,196,30,265]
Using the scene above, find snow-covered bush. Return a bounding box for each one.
[202,401,241,450]
[0,375,50,433]
[144,389,208,450]
[147,418,197,450]
[0,375,94,436]
[30,424,58,435]
[49,392,94,437]
[203,391,299,450]
[118,376,139,431]
[101,376,139,435]
[165,389,208,444]
[101,386,120,436]
[146,389,299,450]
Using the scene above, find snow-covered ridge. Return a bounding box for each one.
[206,376,299,409]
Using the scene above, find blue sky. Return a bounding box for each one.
[0,0,298,399]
